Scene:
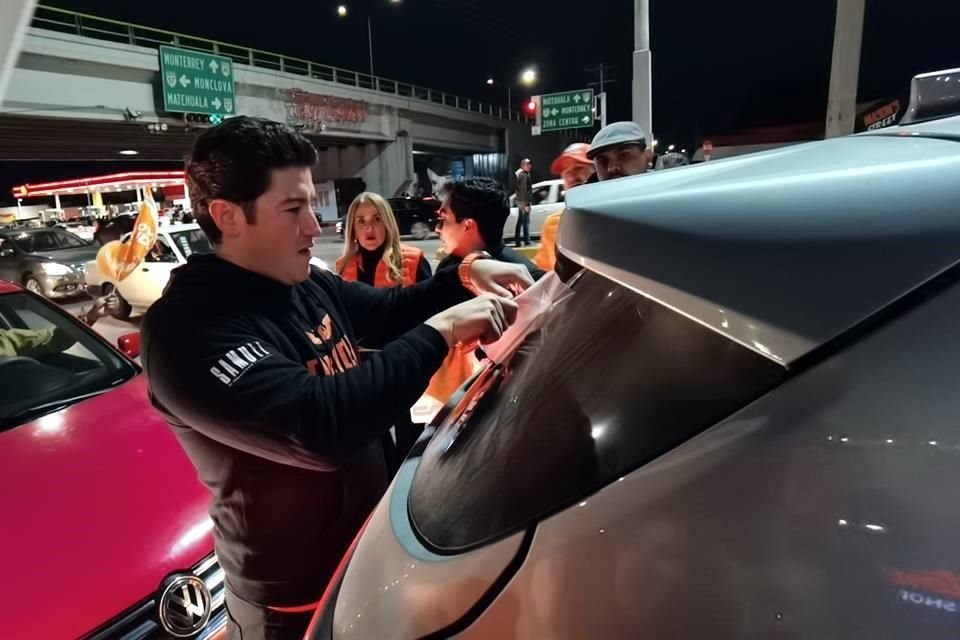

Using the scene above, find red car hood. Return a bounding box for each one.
[0,375,213,640]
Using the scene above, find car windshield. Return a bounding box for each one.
[10,229,88,252]
[409,269,786,552]
[169,228,214,258]
[0,292,136,431]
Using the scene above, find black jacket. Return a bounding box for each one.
[515,169,533,205]
[438,243,546,282]
[141,255,469,606]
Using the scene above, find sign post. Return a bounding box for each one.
[538,89,595,133]
[159,46,237,116]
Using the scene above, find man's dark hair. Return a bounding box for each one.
[446,177,509,250]
[186,116,318,244]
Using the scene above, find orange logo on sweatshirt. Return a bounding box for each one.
[304,314,358,376]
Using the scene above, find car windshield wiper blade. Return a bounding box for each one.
[2,388,112,427]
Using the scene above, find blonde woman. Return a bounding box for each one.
[335,192,430,286]
[335,192,434,469]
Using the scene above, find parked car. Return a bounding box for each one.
[336,197,441,240]
[0,281,225,639]
[0,227,98,299]
[307,71,960,639]
[56,219,96,242]
[86,223,213,319]
[505,178,564,240]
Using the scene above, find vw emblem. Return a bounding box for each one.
[158,574,211,637]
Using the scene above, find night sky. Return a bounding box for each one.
[2,0,958,203]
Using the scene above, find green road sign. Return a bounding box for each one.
[159,46,236,116]
[540,89,594,131]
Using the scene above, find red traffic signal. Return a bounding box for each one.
[525,99,538,116]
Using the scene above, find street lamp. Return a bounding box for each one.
[668,144,675,151]
[337,2,401,77]
[486,78,494,86]
[504,68,537,113]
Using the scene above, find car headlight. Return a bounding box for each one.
[39,262,73,276]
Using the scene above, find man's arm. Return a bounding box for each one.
[142,309,449,471]
[331,266,471,347]
[0,327,73,358]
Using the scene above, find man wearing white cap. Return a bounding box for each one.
[586,121,650,181]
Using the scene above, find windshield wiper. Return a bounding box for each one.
[1,388,112,429]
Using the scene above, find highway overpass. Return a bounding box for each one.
[1,6,576,205]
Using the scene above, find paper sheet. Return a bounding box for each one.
[482,272,574,364]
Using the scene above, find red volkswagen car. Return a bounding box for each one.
[0,281,225,639]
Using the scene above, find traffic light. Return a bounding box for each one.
[524,99,538,117]
[183,113,224,125]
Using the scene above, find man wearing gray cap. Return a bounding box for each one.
[586,121,650,181]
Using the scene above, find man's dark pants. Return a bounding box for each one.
[515,204,531,246]
[226,588,315,640]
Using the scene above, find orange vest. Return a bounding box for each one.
[336,244,478,404]
[336,244,422,287]
[534,209,564,271]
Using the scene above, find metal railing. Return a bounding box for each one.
[30,5,523,122]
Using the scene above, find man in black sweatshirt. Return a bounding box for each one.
[141,117,531,640]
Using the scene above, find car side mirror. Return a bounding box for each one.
[117,332,141,359]
[0,248,13,258]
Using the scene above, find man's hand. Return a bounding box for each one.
[82,293,119,326]
[468,260,534,298]
[425,295,519,347]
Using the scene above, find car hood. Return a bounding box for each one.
[26,244,100,264]
[0,375,213,640]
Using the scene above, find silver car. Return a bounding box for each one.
[308,70,960,639]
[0,227,97,299]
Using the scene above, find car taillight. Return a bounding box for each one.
[303,511,374,640]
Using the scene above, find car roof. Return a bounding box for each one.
[561,116,960,365]
[0,227,57,236]
[159,223,202,233]
[533,179,562,188]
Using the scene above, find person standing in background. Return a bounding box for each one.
[514,158,533,247]
[534,143,595,271]
[586,121,650,181]
[335,192,430,287]
[335,192,431,466]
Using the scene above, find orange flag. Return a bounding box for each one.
[95,197,159,282]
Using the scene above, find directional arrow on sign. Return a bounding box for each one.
[211,97,222,110]
[209,60,220,74]
[551,108,559,116]
[581,115,591,124]
[573,94,582,103]
[179,74,191,88]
